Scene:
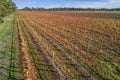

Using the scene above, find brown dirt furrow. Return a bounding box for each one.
[21,17,67,80]
[16,18,39,80]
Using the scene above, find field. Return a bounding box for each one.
[0,11,120,80]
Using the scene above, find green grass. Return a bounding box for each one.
[0,14,15,80]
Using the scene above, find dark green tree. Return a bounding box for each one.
[0,0,17,23]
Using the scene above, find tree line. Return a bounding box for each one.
[0,0,17,23]
[22,7,120,11]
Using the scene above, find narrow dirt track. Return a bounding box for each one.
[17,18,39,80]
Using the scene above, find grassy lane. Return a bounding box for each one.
[0,14,15,80]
